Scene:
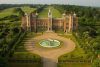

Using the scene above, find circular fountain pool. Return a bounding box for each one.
[39,39,60,48]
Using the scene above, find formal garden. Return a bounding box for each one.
[0,4,100,67]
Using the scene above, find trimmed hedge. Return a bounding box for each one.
[8,31,26,57]
[0,30,26,57]
[8,52,41,63]
[58,33,92,63]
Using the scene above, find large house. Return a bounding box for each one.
[21,9,78,32]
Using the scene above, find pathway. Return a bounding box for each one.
[24,32,76,67]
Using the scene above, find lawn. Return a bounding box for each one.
[8,52,42,67]
[58,34,92,67]
[36,39,64,50]
[0,8,19,18]
[15,32,42,52]
[0,6,36,19]
[21,6,36,13]
[8,63,42,67]
[58,63,91,67]
[58,34,89,59]
[10,32,42,67]
[38,6,62,18]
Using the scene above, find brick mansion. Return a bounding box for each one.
[21,9,78,32]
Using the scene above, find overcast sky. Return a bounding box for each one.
[0,0,100,7]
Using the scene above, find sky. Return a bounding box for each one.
[0,0,100,7]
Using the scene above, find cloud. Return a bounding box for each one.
[0,0,100,7]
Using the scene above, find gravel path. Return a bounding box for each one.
[24,32,76,67]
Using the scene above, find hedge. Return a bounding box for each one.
[8,52,41,63]
[8,31,26,57]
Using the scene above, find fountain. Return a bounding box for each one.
[39,39,60,48]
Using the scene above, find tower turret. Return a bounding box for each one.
[68,14,73,32]
[62,13,67,32]
[21,13,31,31]
[73,12,78,31]
[30,12,37,32]
[48,8,52,18]
[48,8,52,31]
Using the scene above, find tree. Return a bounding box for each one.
[92,59,100,67]
[12,27,19,34]
[92,42,100,51]
[0,57,8,67]
[14,8,25,17]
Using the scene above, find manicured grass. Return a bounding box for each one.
[12,32,42,67]
[15,44,27,52]
[21,6,36,13]
[38,6,62,18]
[15,32,42,52]
[58,34,92,67]
[8,63,42,67]
[11,52,41,60]
[0,8,18,18]
[58,34,88,59]
[0,6,61,21]
[36,39,64,49]
[0,6,36,19]
[8,52,42,67]
[58,63,91,67]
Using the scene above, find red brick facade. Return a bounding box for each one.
[21,11,78,32]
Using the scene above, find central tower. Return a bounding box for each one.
[48,8,52,31]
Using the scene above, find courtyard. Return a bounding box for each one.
[24,32,76,67]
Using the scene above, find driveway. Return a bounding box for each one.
[24,32,76,67]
